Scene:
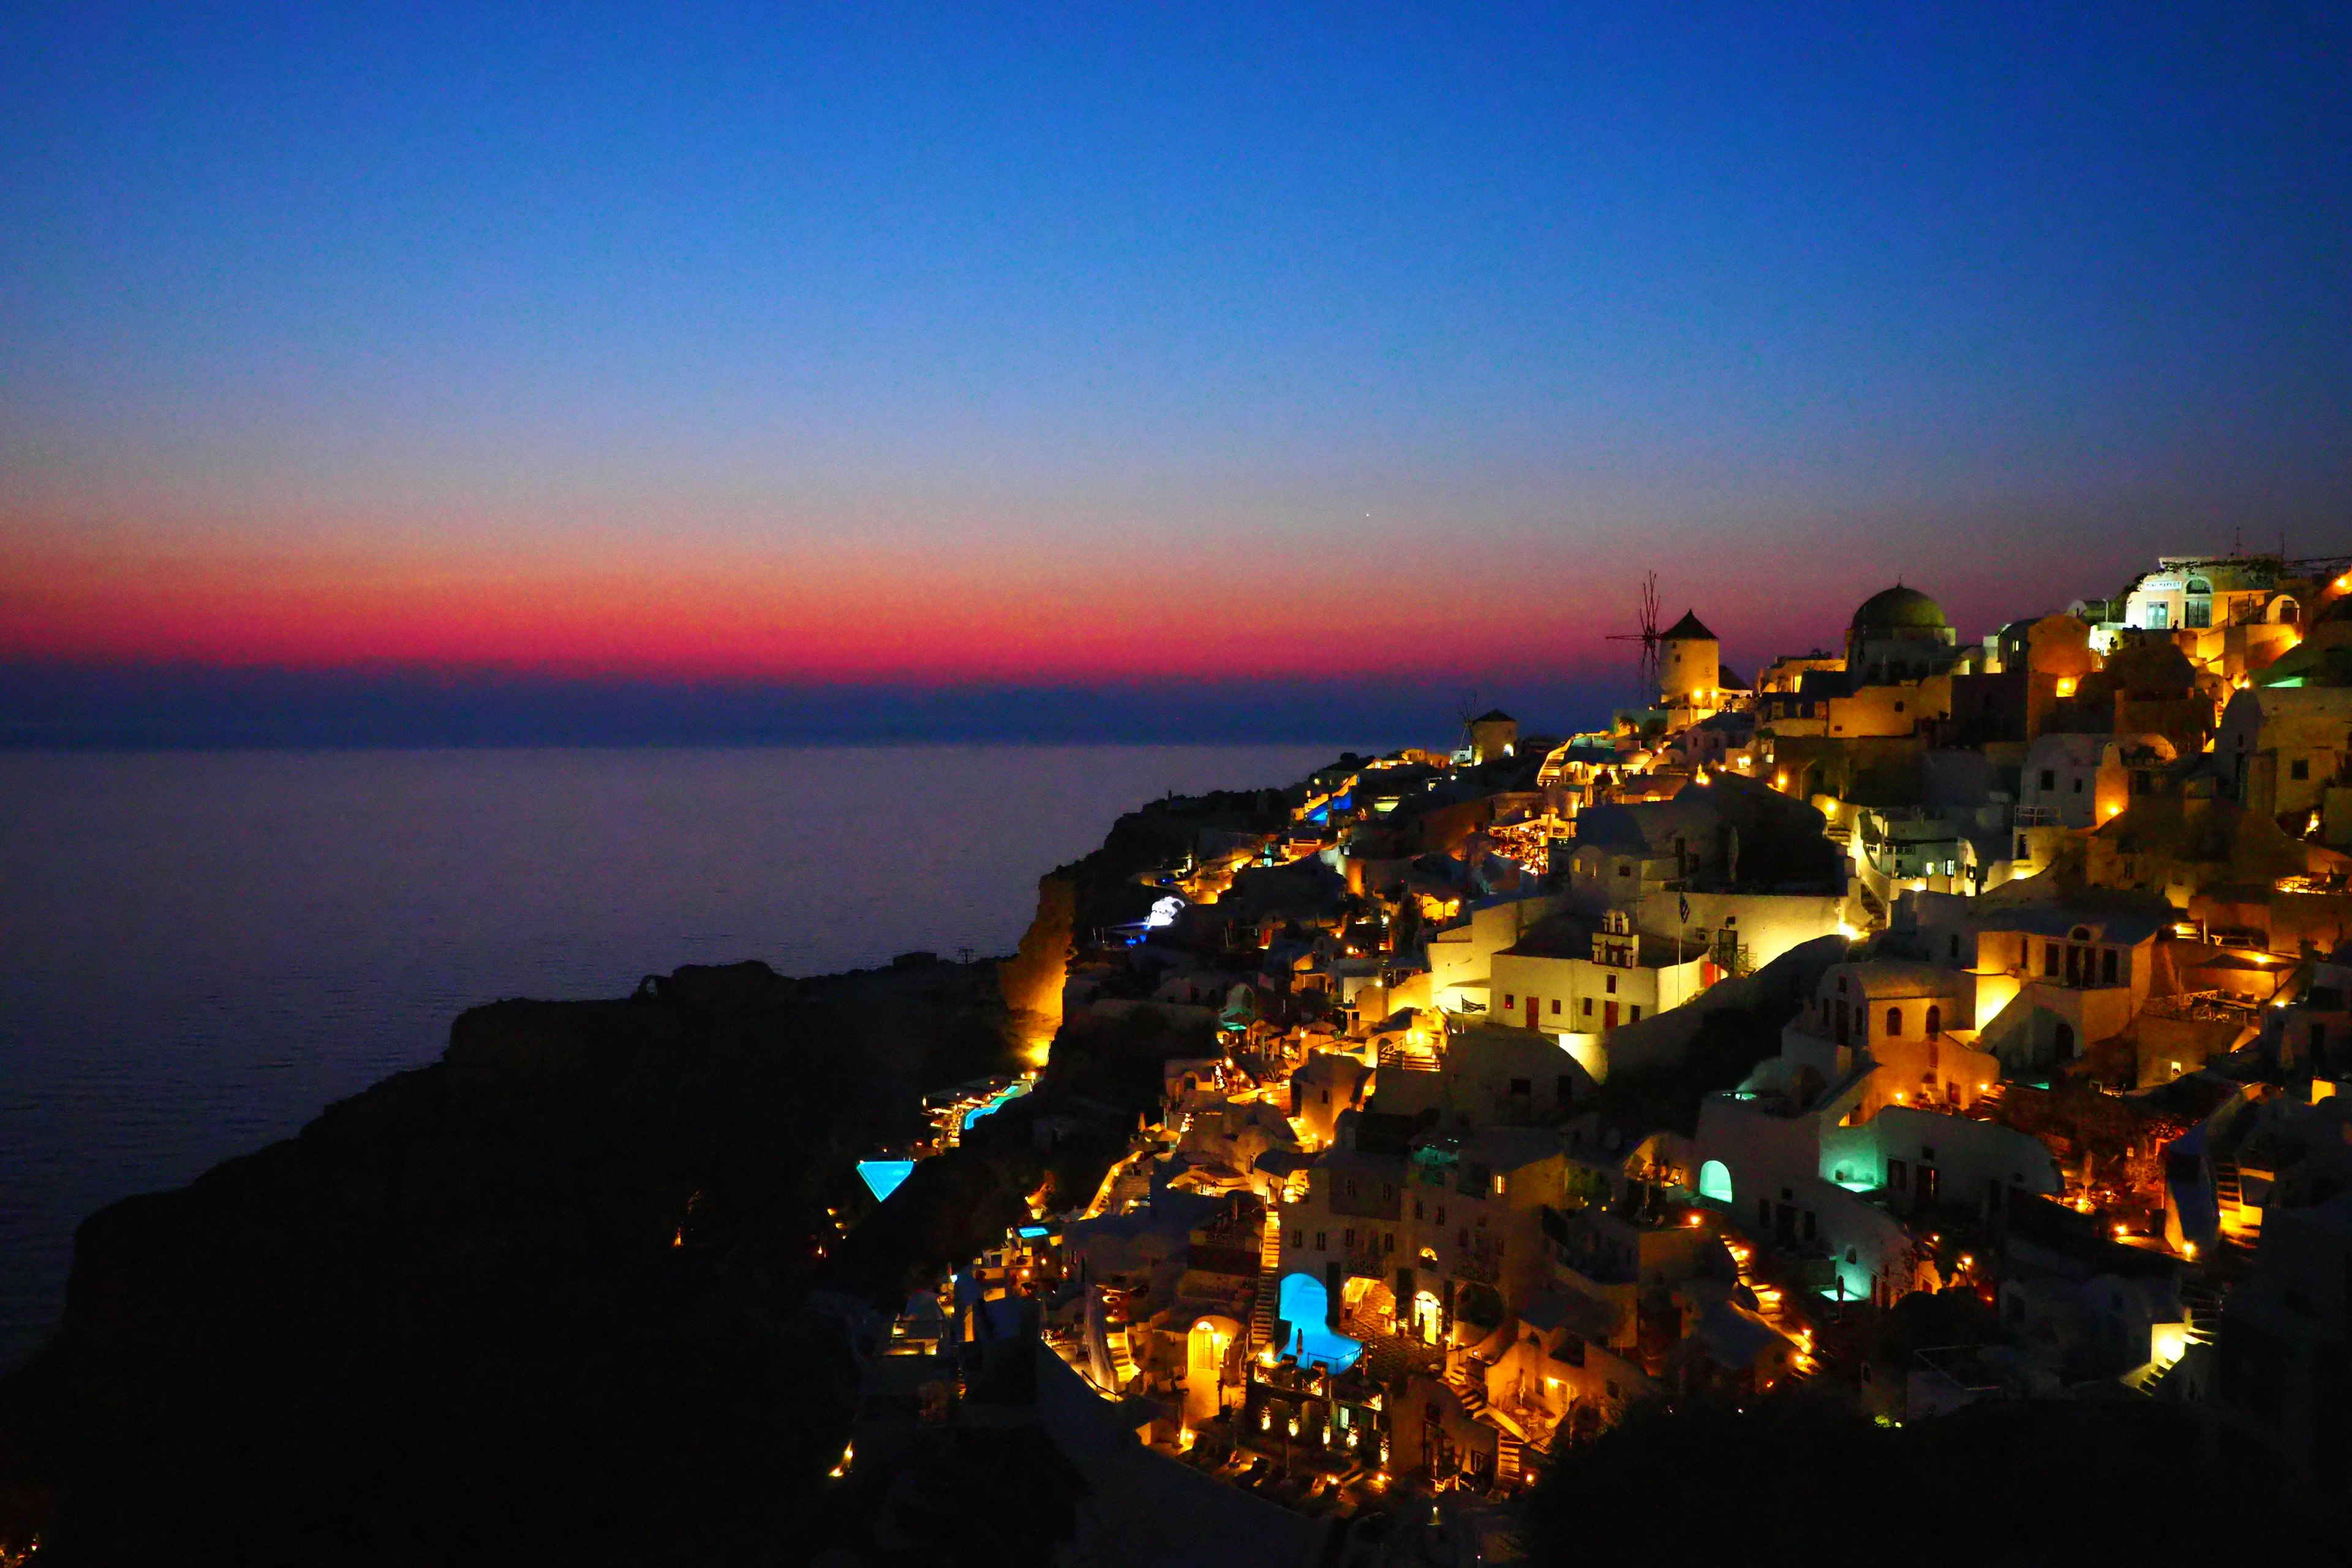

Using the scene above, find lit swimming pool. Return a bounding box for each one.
[1275,1273,1363,1371]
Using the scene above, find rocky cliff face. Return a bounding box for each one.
[0,958,1020,1566]
[998,873,1075,1061]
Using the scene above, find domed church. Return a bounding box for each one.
[1847,584,1959,684]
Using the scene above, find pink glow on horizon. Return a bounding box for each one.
[2,509,2026,687]
[4,539,1636,684]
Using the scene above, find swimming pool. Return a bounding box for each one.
[1275,1273,1363,1372]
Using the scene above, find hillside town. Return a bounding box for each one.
[826,552,2352,1561]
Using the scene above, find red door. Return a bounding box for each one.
[1604,1001,1619,1029]
[1525,996,1539,1028]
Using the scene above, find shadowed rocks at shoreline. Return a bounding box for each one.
[0,957,1038,1564]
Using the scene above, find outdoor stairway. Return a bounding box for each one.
[2182,1278,2226,1347]
[1496,1432,1524,1488]
[1250,1210,1283,1354]
[1107,1327,1137,1387]
[2214,1163,2263,1242]
[1444,1362,1490,1417]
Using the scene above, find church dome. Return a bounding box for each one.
[1851,585,1948,633]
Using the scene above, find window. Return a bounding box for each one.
[2039,769,2056,791]
[1617,865,1630,878]
[1582,998,1594,1017]
[1434,1206,1445,1227]
[1493,1174,1507,1196]
[1606,974,1618,994]
[2101,949,2117,985]
[1921,1147,1936,1161]
[1414,1197,1423,1219]
[2292,758,2310,782]
[1885,1007,1903,1037]
[2148,603,2169,630]
[1382,1183,1395,1203]
[1509,1077,1532,1098]
[1629,1005,1642,1022]
[2045,943,2061,978]
[1557,1074,1576,1102]
[1384,1232,1395,1253]
[1948,935,1959,960]
[1503,993,1516,1009]
[1550,998,1562,1014]
[1344,1228,1355,1250]
[2071,777,2084,794]
[1290,1229,1303,1249]
[1315,1232,1327,1250]
[1926,1004,1942,1036]
[2186,599,2211,628]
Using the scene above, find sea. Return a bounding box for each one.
[0,743,1335,1368]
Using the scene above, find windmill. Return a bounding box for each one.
[1606,572,1664,707]
[1451,690,1482,762]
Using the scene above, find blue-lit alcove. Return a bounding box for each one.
[1275,1273,1363,1371]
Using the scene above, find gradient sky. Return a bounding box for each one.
[4,4,2348,736]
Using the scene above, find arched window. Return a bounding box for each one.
[1885,1006,1903,1038]
[1925,1004,1942,1036]
[1698,1160,1733,1204]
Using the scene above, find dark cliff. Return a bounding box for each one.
[0,958,1021,1566]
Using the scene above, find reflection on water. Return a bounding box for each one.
[0,743,1332,1366]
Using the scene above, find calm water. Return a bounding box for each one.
[0,744,1331,1366]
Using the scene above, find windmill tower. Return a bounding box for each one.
[1452,692,1518,765]
[1606,573,1665,707]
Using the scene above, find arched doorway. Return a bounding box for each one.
[1184,1315,1241,1425]
[1698,1159,1733,1204]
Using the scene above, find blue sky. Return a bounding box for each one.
[3,3,2347,741]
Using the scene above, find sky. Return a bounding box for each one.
[4,3,2348,743]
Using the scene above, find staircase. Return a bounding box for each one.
[2182,1278,2225,1348]
[1444,1361,1490,1418]
[2214,1163,2263,1242]
[1106,1326,1137,1388]
[1497,1432,1524,1487]
[1250,1210,1283,1354]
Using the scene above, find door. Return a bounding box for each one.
[1916,1165,1939,1210]
[1526,995,1539,1029]
[1604,1001,1619,1029]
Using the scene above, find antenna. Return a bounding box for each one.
[1605,572,1664,706]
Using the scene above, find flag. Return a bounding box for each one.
[1678,893,1691,925]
